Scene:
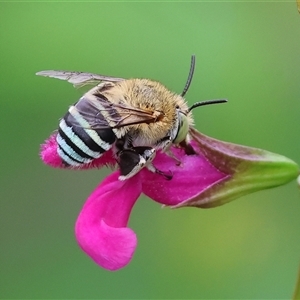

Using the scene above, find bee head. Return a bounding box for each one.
[173,99,228,144]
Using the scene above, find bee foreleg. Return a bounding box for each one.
[160,139,182,166]
[147,163,173,180]
[165,149,182,166]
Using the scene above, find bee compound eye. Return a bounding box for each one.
[173,112,189,144]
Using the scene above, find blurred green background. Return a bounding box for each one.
[1,1,300,299]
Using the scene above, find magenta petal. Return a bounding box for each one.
[141,144,229,206]
[40,134,63,167]
[75,172,142,270]
[40,133,116,169]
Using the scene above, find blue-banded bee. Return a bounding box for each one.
[37,56,226,180]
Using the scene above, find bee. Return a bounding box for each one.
[37,55,226,180]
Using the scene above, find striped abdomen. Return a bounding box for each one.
[56,96,116,166]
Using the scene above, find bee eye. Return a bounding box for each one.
[173,112,189,144]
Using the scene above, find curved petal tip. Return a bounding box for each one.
[75,219,137,271]
[74,172,142,270]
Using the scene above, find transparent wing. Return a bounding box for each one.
[36,70,124,88]
[70,94,163,130]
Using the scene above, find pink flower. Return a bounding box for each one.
[41,128,299,271]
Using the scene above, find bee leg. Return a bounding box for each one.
[161,139,182,166]
[165,149,182,166]
[147,163,173,180]
[179,140,196,155]
[118,147,156,181]
[118,146,173,181]
[134,147,173,180]
[156,169,173,180]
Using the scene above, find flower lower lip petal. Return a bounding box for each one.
[75,172,142,270]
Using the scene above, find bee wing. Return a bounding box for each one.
[72,94,163,130]
[113,103,162,128]
[36,70,124,88]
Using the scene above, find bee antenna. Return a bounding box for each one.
[181,55,196,97]
[188,99,228,112]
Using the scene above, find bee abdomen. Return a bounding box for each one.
[56,105,116,166]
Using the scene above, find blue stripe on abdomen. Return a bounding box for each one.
[59,119,100,159]
[56,134,93,164]
[56,104,116,166]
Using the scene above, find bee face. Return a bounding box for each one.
[37,55,227,180]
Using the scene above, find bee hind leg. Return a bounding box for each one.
[118,147,156,181]
[118,146,172,181]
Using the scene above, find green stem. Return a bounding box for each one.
[293,265,300,300]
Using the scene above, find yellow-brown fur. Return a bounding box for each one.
[100,78,194,145]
